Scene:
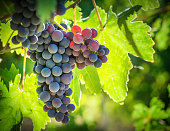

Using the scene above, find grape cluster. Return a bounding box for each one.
[70,25,109,69]
[27,23,75,124]
[10,0,44,48]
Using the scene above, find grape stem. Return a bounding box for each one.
[53,20,68,32]
[66,0,81,10]
[21,48,27,91]
[91,0,104,31]
[0,46,22,54]
[73,7,76,25]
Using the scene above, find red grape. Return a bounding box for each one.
[90,28,98,38]
[73,34,83,44]
[77,62,85,69]
[71,25,81,34]
[88,40,99,51]
[82,28,92,39]
[99,55,108,63]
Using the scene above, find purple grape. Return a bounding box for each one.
[77,62,86,69]
[62,115,69,124]
[47,109,56,117]
[66,32,74,40]
[62,97,70,105]
[52,30,63,42]
[52,66,62,76]
[99,55,108,63]
[73,44,81,51]
[40,91,50,102]
[83,50,91,58]
[49,82,60,92]
[88,40,99,51]
[58,104,67,113]
[94,58,102,68]
[82,28,92,39]
[61,74,72,85]
[55,112,64,122]
[65,88,72,96]
[47,24,55,33]
[62,63,71,73]
[52,98,62,108]
[73,34,83,44]
[67,104,75,112]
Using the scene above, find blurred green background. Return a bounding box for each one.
[0,0,170,131]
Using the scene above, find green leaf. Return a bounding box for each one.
[78,6,107,31]
[54,1,82,24]
[0,63,19,89]
[0,65,50,131]
[80,66,101,94]
[129,0,160,10]
[76,7,154,103]
[37,0,57,22]
[70,68,81,106]
[0,20,25,56]
[0,0,14,19]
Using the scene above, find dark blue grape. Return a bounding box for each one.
[58,104,67,113]
[22,18,31,27]
[36,87,43,95]
[40,91,50,102]
[12,13,23,24]
[16,35,26,42]
[43,85,49,91]
[54,76,61,83]
[58,46,65,54]
[23,8,34,18]
[89,53,98,62]
[18,26,29,37]
[49,82,60,92]
[59,37,70,48]
[41,68,51,77]
[69,58,75,65]
[57,90,64,96]
[46,75,54,85]
[53,53,62,63]
[52,66,62,76]
[59,83,65,90]
[48,44,58,54]
[65,88,72,96]
[66,32,74,40]
[37,37,44,45]
[38,57,46,65]
[62,115,69,124]
[37,74,45,83]
[62,63,71,73]
[41,30,49,38]
[61,74,72,85]
[42,50,52,60]
[35,64,44,74]
[10,21,19,30]
[29,24,37,31]
[55,112,64,122]
[62,54,69,63]
[52,30,63,42]
[29,44,38,50]
[62,96,70,105]
[94,58,102,68]
[43,105,49,112]
[46,101,53,108]
[67,104,75,112]
[65,48,72,56]
[46,59,55,69]
[52,98,62,108]
[29,35,38,44]
[44,36,51,44]
[47,109,56,117]
[56,3,66,16]
[36,45,44,52]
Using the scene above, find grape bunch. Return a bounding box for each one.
[69,25,109,69]
[10,0,67,48]
[10,0,44,48]
[27,23,75,124]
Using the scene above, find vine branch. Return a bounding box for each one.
[53,20,68,32]
[91,0,104,31]
[21,48,27,91]
[66,0,81,10]
[0,46,22,54]
[0,14,12,21]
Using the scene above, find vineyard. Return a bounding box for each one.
[0,0,170,131]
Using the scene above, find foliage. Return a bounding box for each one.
[0,0,169,130]
[132,97,169,131]
[0,65,50,131]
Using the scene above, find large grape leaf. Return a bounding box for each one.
[0,63,19,89]
[0,65,50,131]
[80,66,102,94]
[37,0,57,23]
[0,20,25,56]
[70,68,81,106]
[129,0,160,10]
[54,1,82,24]
[76,7,154,103]
[0,0,14,19]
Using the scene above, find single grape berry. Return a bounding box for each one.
[73,34,83,44]
[82,28,92,39]
[71,25,81,34]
